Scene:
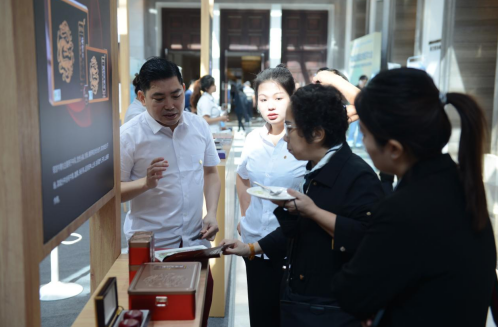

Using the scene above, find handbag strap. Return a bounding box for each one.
[283,238,294,287]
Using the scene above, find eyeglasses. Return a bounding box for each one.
[284,122,295,136]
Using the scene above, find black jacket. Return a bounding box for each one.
[332,154,497,327]
[259,143,385,298]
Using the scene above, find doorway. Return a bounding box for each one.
[223,52,263,121]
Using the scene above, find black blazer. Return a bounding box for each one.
[332,154,497,327]
[259,143,385,298]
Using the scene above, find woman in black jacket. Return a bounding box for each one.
[313,68,497,327]
[222,84,386,326]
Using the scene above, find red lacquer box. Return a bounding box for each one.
[128,262,201,321]
[129,232,154,284]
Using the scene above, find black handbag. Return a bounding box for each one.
[279,239,360,327]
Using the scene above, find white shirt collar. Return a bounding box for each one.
[308,144,343,174]
[144,110,188,135]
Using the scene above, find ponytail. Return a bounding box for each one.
[132,73,141,95]
[446,93,489,231]
[190,79,202,110]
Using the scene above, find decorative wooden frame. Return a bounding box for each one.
[0,0,120,325]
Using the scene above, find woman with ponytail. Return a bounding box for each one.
[316,68,497,327]
[191,75,229,133]
[123,73,146,123]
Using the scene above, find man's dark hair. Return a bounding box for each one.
[317,67,349,82]
[253,64,295,99]
[135,57,183,94]
[359,75,368,81]
[291,84,348,148]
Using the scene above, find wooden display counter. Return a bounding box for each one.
[72,254,209,327]
[208,134,237,317]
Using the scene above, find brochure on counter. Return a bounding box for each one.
[155,244,231,262]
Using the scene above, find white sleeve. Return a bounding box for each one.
[197,97,210,118]
[120,129,135,182]
[236,134,252,180]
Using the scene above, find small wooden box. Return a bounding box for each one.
[128,262,201,321]
[95,277,150,327]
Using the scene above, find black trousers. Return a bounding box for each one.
[244,256,285,327]
[236,111,245,131]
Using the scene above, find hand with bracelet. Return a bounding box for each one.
[219,239,263,260]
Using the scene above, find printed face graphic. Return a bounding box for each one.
[57,21,75,83]
[89,56,99,95]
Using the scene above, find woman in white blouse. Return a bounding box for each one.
[230,65,307,327]
[191,75,228,133]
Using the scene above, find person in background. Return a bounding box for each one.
[243,80,256,120]
[233,82,247,132]
[120,58,221,327]
[347,75,368,148]
[326,68,497,327]
[191,75,229,133]
[222,83,384,327]
[295,82,301,90]
[124,73,146,123]
[184,80,195,113]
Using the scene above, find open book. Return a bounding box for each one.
[155,245,231,262]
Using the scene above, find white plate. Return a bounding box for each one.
[247,186,296,200]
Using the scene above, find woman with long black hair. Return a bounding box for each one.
[314,68,497,327]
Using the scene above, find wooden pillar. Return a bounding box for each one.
[380,0,396,71]
[119,0,130,124]
[0,0,43,325]
[90,0,122,292]
[201,0,214,77]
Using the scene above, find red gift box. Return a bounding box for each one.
[128,262,201,321]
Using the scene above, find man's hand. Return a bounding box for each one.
[271,189,319,217]
[346,104,359,123]
[220,239,250,257]
[201,212,219,241]
[146,157,169,189]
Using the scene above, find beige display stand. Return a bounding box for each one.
[208,137,237,317]
[0,0,121,325]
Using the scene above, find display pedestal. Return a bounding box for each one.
[40,234,84,301]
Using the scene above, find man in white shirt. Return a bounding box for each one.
[120,58,221,248]
[120,58,219,327]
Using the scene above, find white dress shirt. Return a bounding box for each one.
[196,92,222,133]
[237,125,307,256]
[120,110,220,248]
[124,98,146,123]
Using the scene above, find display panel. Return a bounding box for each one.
[33,0,114,243]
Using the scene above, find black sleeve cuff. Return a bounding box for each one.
[258,227,288,260]
[333,214,368,253]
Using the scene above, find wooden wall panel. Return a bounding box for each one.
[449,0,498,143]
[392,0,417,66]
[282,10,328,85]
[161,8,201,52]
[353,0,367,40]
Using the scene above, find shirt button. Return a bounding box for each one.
[299,274,305,281]
[340,246,346,252]
[366,212,372,216]
[313,181,317,186]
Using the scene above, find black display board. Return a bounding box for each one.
[33,0,114,243]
